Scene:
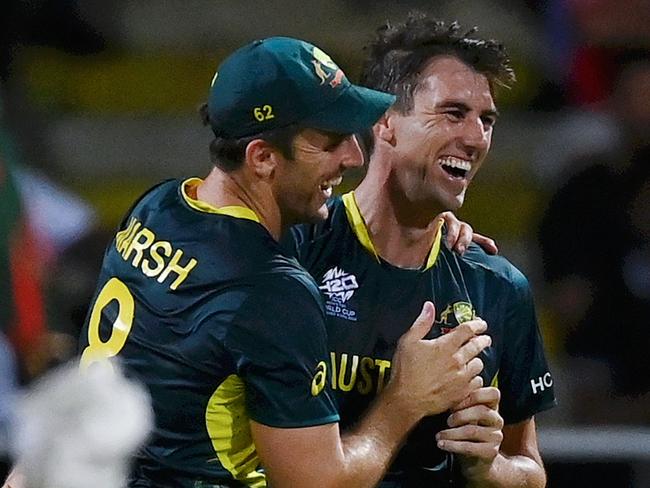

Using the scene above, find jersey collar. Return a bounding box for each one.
[181,178,260,223]
[341,191,443,270]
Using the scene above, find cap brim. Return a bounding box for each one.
[302,84,395,134]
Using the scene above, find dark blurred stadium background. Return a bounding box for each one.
[1,1,649,486]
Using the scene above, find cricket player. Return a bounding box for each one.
[287,15,557,487]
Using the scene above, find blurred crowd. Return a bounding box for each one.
[1,0,649,481]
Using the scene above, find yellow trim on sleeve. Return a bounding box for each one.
[491,371,499,388]
[341,191,443,270]
[205,374,266,488]
[181,178,260,223]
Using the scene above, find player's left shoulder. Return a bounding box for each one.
[459,242,530,290]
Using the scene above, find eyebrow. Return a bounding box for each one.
[439,101,500,118]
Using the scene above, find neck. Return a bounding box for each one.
[197,166,282,240]
[354,158,444,269]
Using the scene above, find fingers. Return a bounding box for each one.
[440,211,461,251]
[468,371,484,390]
[446,319,488,348]
[438,423,504,443]
[402,301,436,342]
[437,406,504,461]
[454,387,500,412]
[438,212,497,256]
[472,233,498,255]
[455,222,473,255]
[447,404,504,429]
[454,333,491,364]
[436,436,502,460]
[440,211,474,255]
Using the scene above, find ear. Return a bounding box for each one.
[373,112,395,145]
[245,139,278,179]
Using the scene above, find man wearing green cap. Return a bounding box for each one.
[68,37,491,488]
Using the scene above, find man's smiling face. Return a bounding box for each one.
[387,55,498,211]
[274,128,363,225]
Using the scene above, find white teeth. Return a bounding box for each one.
[321,175,343,188]
[323,186,333,198]
[439,157,471,172]
[324,176,342,187]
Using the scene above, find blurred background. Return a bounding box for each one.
[1,0,649,486]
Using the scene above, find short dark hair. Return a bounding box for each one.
[360,12,515,114]
[199,103,300,171]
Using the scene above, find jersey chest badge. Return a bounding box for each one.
[437,301,476,334]
[319,267,359,321]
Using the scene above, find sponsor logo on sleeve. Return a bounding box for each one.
[530,372,553,394]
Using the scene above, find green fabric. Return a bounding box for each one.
[207,37,394,138]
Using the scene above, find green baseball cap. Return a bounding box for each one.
[207,37,395,138]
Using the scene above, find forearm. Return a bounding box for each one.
[464,452,546,488]
[335,388,420,487]
[252,389,420,488]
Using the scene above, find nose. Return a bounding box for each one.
[461,116,491,154]
[337,134,364,169]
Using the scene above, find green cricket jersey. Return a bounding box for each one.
[286,192,557,487]
[79,179,338,488]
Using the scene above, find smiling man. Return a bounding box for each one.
[382,54,498,214]
[288,15,556,487]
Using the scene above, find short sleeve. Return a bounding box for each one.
[498,272,557,424]
[225,273,339,428]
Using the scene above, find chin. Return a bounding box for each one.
[301,204,329,224]
[426,195,463,213]
[314,205,330,221]
[447,198,464,211]
[444,191,466,211]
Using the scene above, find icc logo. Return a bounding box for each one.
[319,267,358,303]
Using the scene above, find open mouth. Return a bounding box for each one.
[320,175,343,198]
[439,157,471,179]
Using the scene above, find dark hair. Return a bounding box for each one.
[360,12,515,114]
[199,103,300,171]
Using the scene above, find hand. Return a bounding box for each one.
[386,302,491,421]
[437,212,498,255]
[436,387,504,480]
